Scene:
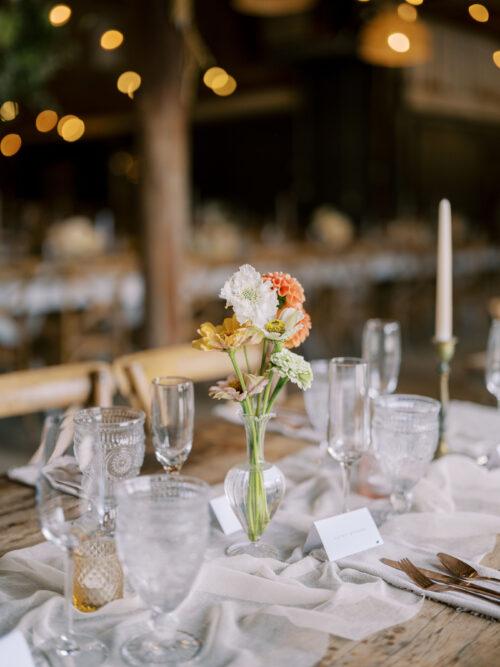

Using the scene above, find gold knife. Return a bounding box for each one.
[380,558,500,600]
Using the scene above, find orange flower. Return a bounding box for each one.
[262,272,305,309]
[285,309,311,349]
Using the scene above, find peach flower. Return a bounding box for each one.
[262,272,305,309]
[285,309,311,349]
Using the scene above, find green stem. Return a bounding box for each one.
[243,346,251,374]
[259,340,268,375]
[266,377,288,414]
[228,349,252,415]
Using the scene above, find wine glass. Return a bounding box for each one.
[327,358,370,513]
[486,319,500,407]
[303,359,329,459]
[151,377,194,473]
[115,474,209,665]
[372,394,440,513]
[33,414,108,666]
[362,319,401,400]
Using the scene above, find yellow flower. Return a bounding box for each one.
[192,315,261,351]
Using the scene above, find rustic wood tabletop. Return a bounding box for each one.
[0,416,498,667]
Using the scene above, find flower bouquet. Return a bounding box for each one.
[193,264,313,557]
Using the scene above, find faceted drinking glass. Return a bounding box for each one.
[115,475,209,665]
[34,414,108,666]
[151,377,194,473]
[362,319,401,400]
[327,358,370,512]
[372,394,440,513]
[486,319,500,408]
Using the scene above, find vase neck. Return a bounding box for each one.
[241,413,271,465]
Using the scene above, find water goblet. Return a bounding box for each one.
[362,319,401,400]
[115,474,209,665]
[372,394,440,513]
[303,359,329,460]
[486,319,500,408]
[33,415,108,666]
[327,357,370,513]
[151,377,194,473]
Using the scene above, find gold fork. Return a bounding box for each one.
[437,552,500,584]
[398,558,500,606]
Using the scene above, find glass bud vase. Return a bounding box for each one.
[224,413,286,558]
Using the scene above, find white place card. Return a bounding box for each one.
[210,495,242,535]
[0,631,35,667]
[304,507,383,561]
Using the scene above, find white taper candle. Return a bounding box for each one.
[435,199,453,341]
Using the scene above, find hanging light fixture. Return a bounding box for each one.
[232,0,317,16]
[359,7,431,67]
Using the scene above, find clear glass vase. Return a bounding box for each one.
[224,413,285,558]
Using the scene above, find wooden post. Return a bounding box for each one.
[138,0,193,347]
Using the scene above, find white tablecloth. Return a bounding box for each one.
[1,445,500,666]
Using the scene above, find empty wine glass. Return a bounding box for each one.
[151,377,194,473]
[303,359,329,458]
[34,414,108,666]
[327,358,370,513]
[362,319,401,400]
[372,394,440,513]
[115,475,209,665]
[486,320,500,408]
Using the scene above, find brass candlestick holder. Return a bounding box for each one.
[433,337,457,459]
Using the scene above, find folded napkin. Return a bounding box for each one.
[1,448,500,666]
[8,456,81,497]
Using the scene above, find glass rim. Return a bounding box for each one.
[74,406,145,428]
[374,393,440,414]
[364,318,400,329]
[152,376,193,389]
[330,357,368,367]
[115,473,209,499]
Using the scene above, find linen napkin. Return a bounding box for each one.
[447,400,500,465]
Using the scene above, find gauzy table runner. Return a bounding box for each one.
[1,449,500,667]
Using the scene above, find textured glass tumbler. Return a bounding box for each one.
[372,394,440,513]
[73,535,124,612]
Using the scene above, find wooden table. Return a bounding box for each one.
[1,417,499,666]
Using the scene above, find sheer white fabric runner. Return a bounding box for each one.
[1,448,500,666]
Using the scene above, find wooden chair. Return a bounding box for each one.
[0,361,114,419]
[113,344,261,416]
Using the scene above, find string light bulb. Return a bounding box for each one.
[213,76,237,97]
[100,30,124,50]
[203,67,227,88]
[1,134,22,157]
[0,101,19,122]
[468,4,489,22]
[405,0,423,6]
[117,72,142,98]
[36,110,58,132]
[57,115,85,142]
[397,3,417,22]
[48,4,72,27]
[493,51,500,68]
[388,32,410,53]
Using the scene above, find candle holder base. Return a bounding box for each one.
[432,337,457,461]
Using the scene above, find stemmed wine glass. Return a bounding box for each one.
[151,377,194,473]
[115,474,209,665]
[372,394,440,514]
[486,319,500,408]
[303,359,329,460]
[33,414,108,666]
[362,319,401,400]
[327,358,370,513]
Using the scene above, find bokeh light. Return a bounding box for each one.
[203,67,228,89]
[100,30,124,50]
[211,72,230,91]
[213,76,238,97]
[1,134,22,157]
[36,110,58,133]
[405,0,423,6]
[493,51,500,68]
[468,4,489,22]
[57,115,85,142]
[387,32,410,53]
[48,4,72,27]
[0,101,19,122]
[397,3,417,22]
[117,72,142,98]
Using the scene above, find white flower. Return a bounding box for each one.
[220,264,278,328]
[258,307,303,342]
[270,349,313,390]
